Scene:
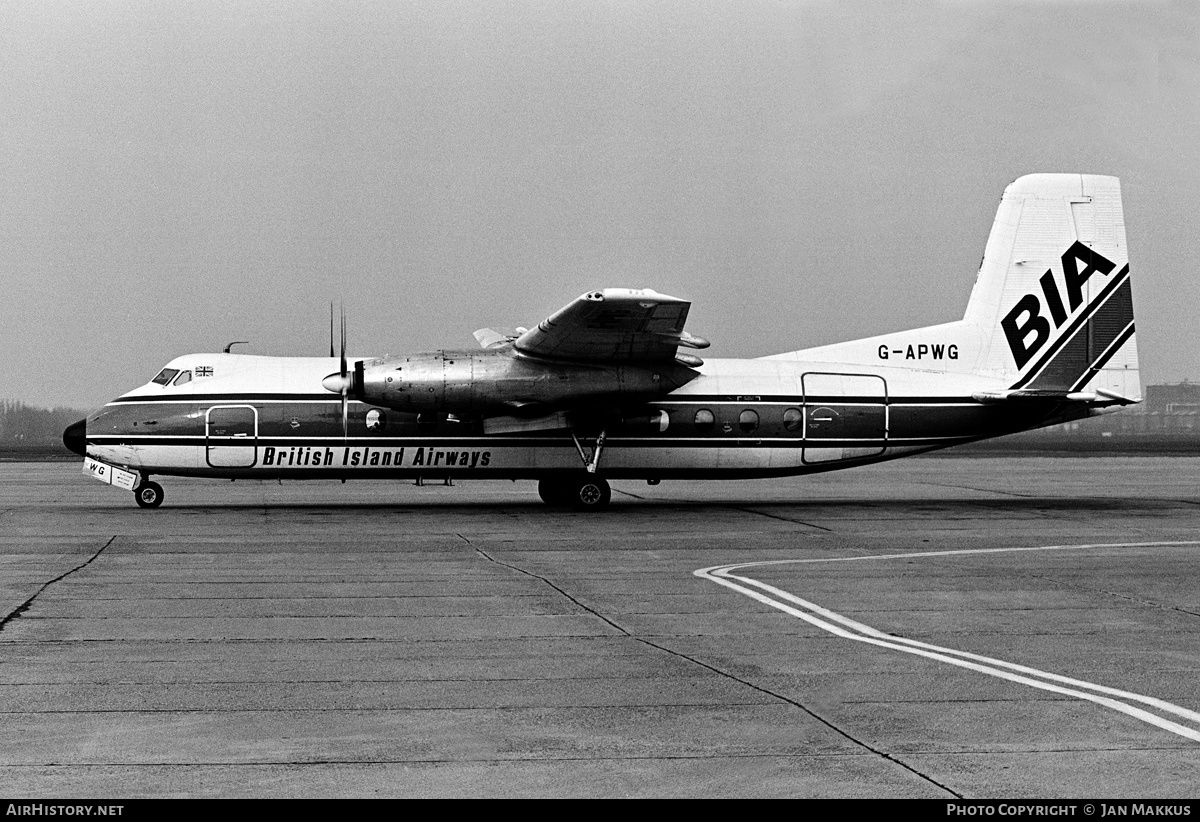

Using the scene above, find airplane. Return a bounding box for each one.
[63,174,1141,510]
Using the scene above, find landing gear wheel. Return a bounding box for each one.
[538,479,570,507]
[134,481,164,509]
[569,475,611,511]
[538,476,612,510]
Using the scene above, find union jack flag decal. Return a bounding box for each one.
[196,366,213,377]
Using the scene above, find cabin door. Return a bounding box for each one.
[802,373,888,464]
[206,405,258,468]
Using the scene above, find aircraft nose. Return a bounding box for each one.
[62,418,87,457]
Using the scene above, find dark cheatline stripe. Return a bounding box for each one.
[105,393,986,410]
[1012,266,1131,390]
[109,393,339,404]
[87,435,974,451]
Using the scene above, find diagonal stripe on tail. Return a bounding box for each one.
[1011,265,1133,391]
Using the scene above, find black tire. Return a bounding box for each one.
[569,475,611,510]
[538,478,570,507]
[134,481,164,509]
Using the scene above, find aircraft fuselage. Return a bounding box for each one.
[80,354,1093,483]
[65,175,1142,509]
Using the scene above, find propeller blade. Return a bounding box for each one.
[340,307,349,441]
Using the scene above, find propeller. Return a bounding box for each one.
[340,307,348,440]
[320,305,354,441]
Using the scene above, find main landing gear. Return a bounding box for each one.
[538,474,612,511]
[539,427,614,510]
[134,480,164,509]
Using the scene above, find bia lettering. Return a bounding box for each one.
[1001,241,1116,369]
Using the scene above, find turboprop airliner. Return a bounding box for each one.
[64,174,1141,510]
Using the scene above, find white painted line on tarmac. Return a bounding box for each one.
[695,541,1200,743]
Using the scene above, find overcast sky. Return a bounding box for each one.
[3,0,1197,410]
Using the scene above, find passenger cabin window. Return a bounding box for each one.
[783,408,802,431]
[172,370,192,387]
[694,409,715,433]
[151,368,179,386]
[738,409,759,433]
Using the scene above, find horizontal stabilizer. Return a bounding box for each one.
[473,327,524,349]
[972,388,1141,405]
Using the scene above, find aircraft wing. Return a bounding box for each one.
[512,289,709,363]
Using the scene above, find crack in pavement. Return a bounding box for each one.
[722,505,835,531]
[461,534,628,636]
[0,536,118,635]
[613,489,835,531]
[458,532,961,798]
[1025,573,1200,619]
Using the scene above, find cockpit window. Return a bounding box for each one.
[151,368,180,386]
[172,370,192,387]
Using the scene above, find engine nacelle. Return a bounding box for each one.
[356,349,697,414]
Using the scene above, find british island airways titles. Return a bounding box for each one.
[262,446,492,469]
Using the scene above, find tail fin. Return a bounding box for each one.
[967,174,1140,398]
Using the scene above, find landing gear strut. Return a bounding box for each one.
[539,427,612,510]
[134,480,164,509]
[569,428,607,474]
[538,474,611,510]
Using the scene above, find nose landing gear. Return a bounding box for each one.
[134,480,164,509]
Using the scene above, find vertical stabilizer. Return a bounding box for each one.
[965,174,1139,398]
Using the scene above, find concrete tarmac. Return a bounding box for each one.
[1,457,1198,798]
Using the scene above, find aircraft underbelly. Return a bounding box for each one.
[716,444,772,470]
[607,445,721,472]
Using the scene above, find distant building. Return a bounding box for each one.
[1046,382,1200,436]
[1145,382,1200,415]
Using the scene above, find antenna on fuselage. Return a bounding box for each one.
[223,341,249,353]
